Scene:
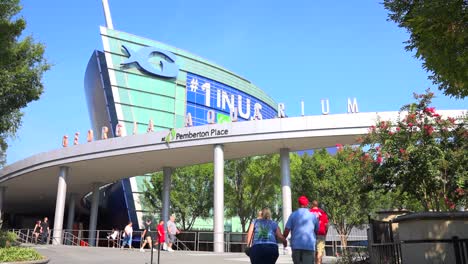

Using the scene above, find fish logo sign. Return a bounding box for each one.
[121,45,179,78]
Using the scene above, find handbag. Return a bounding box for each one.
[244,220,255,256]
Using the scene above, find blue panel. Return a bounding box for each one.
[187,90,196,103]
[186,72,276,126]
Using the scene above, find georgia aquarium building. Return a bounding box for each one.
[84,26,277,229]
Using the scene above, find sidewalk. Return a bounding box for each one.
[33,245,338,264]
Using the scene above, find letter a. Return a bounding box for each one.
[185,113,193,127]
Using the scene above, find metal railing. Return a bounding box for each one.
[9,228,368,256]
[369,242,401,264]
[325,234,369,257]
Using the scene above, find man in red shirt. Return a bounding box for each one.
[310,200,329,264]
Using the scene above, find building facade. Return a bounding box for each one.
[84,27,277,229]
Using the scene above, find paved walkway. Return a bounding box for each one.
[32,245,337,264]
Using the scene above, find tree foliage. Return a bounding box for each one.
[383,0,467,98]
[0,0,50,166]
[142,164,214,230]
[224,155,282,232]
[361,90,468,211]
[292,148,375,249]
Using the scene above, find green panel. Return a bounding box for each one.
[119,104,174,128]
[117,86,131,106]
[174,100,185,116]
[102,29,278,110]
[175,85,186,101]
[175,115,185,128]
[217,113,231,124]
[135,176,151,192]
[121,104,134,121]
[177,71,187,83]
[118,90,175,112]
[115,71,176,98]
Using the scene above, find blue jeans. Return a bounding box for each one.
[249,244,279,264]
[292,249,315,264]
[121,235,132,248]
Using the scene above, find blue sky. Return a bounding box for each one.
[5,0,467,164]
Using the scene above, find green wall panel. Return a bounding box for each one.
[119,104,174,128]
[101,27,277,110]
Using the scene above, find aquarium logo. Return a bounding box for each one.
[121,45,179,78]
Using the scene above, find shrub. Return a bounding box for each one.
[0,231,18,248]
[0,247,43,262]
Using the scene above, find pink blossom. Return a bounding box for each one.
[396,127,401,132]
[399,148,405,154]
[424,107,436,114]
[424,125,434,135]
[335,144,343,151]
[376,156,383,164]
[408,123,413,127]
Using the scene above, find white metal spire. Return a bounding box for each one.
[101,0,114,29]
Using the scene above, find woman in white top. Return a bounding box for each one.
[121,222,133,249]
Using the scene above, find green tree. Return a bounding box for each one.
[142,164,214,230]
[361,90,467,211]
[295,147,373,250]
[383,0,467,98]
[225,155,281,232]
[0,0,51,166]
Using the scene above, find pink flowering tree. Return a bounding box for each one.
[361,90,467,211]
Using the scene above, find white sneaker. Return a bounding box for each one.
[139,248,145,252]
[168,247,174,252]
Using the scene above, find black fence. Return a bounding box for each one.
[368,217,468,264]
[368,217,401,264]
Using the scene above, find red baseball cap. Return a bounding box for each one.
[298,196,309,206]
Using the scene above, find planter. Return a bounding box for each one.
[0,258,49,264]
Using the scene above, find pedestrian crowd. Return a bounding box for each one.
[32,196,328,264]
[120,215,179,252]
[247,196,329,264]
[31,215,180,253]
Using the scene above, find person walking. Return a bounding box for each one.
[121,221,133,249]
[33,220,41,244]
[283,196,319,264]
[247,208,287,264]
[166,215,180,252]
[155,220,165,250]
[140,219,153,252]
[310,200,329,264]
[40,217,49,244]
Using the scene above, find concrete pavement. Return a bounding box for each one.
[32,245,338,264]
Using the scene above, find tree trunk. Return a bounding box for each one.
[340,234,348,254]
[241,218,247,233]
